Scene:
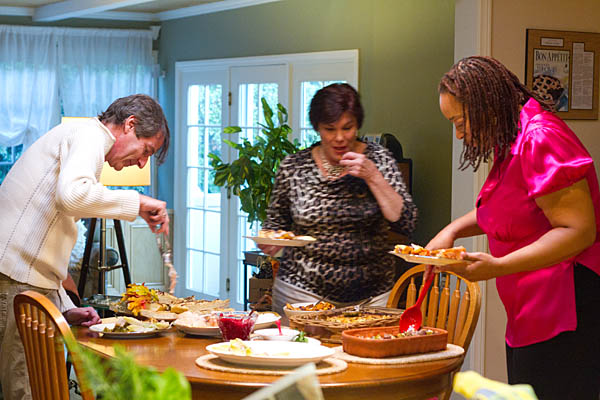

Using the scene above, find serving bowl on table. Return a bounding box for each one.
[218,312,258,341]
[283,301,336,320]
[341,326,448,358]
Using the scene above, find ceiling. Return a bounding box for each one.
[0,0,282,22]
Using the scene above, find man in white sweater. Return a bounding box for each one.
[0,94,171,400]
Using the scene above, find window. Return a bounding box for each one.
[0,144,23,184]
[299,80,346,147]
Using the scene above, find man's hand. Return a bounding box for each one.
[139,194,169,234]
[63,307,101,327]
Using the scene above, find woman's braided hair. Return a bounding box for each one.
[438,56,553,171]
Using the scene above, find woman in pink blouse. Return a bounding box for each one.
[428,56,600,400]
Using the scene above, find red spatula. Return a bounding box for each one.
[399,272,434,332]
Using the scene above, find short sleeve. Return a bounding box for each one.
[519,125,592,198]
[372,145,418,237]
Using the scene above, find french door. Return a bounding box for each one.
[175,64,287,309]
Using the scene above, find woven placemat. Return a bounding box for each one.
[332,343,464,365]
[195,355,347,376]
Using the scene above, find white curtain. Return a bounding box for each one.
[0,25,155,148]
[58,27,155,118]
[0,26,60,148]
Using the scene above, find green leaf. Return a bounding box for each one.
[206,96,301,225]
[223,126,242,134]
[223,139,242,150]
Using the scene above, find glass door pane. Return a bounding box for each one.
[229,64,288,309]
[186,83,223,297]
[299,80,345,147]
[175,67,229,301]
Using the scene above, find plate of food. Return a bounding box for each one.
[89,316,170,339]
[283,301,335,319]
[245,229,316,247]
[205,339,334,367]
[173,312,221,336]
[390,244,471,266]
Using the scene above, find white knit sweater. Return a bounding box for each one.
[0,118,140,311]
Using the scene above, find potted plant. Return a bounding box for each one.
[208,98,300,228]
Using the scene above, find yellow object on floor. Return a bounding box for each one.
[453,371,538,400]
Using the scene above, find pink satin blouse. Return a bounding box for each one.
[476,98,600,347]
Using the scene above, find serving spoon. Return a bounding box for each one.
[398,272,434,332]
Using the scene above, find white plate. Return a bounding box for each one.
[389,251,472,266]
[89,323,160,339]
[206,340,334,367]
[174,312,281,336]
[253,328,299,341]
[244,236,316,247]
[173,323,221,337]
[254,312,281,329]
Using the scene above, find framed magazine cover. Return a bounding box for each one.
[526,29,600,119]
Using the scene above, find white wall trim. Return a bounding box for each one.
[158,0,283,21]
[32,0,155,22]
[0,6,33,16]
[471,0,492,376]
[453,0,492,379]
[175,49,359,72]
[0,0,281,22]
[83,10,158,21]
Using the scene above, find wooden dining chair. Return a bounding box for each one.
[386,264,482,353]
[13,290,93,400]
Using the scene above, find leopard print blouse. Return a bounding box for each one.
[263,141,418,302]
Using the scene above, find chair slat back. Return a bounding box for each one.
[13,291,93,400]
[386,264,482,352]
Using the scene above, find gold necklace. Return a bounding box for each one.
[319,147,345,179]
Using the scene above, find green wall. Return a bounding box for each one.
[156,0,456,244]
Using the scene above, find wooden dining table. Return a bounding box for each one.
[73,327,464,400]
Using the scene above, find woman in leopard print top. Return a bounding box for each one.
[259,84,417,317]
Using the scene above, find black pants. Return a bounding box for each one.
[505,263,600,400]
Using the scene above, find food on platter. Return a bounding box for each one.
[257,229,316,241]
[325,313,394,325]
[210,339,291,357]
[283,301,335,319]
[205,339,335,367]
[101,316,170,333]
[246,231,316,247]
[139,309,178,321]
[117,283,159,316]
[289,306,403,344]
[356,327,435,340]
[285,301,335,311]
[173,311,219,328]
[394,244,467,259]
[110,283,232,318]
[341,326,448,358]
